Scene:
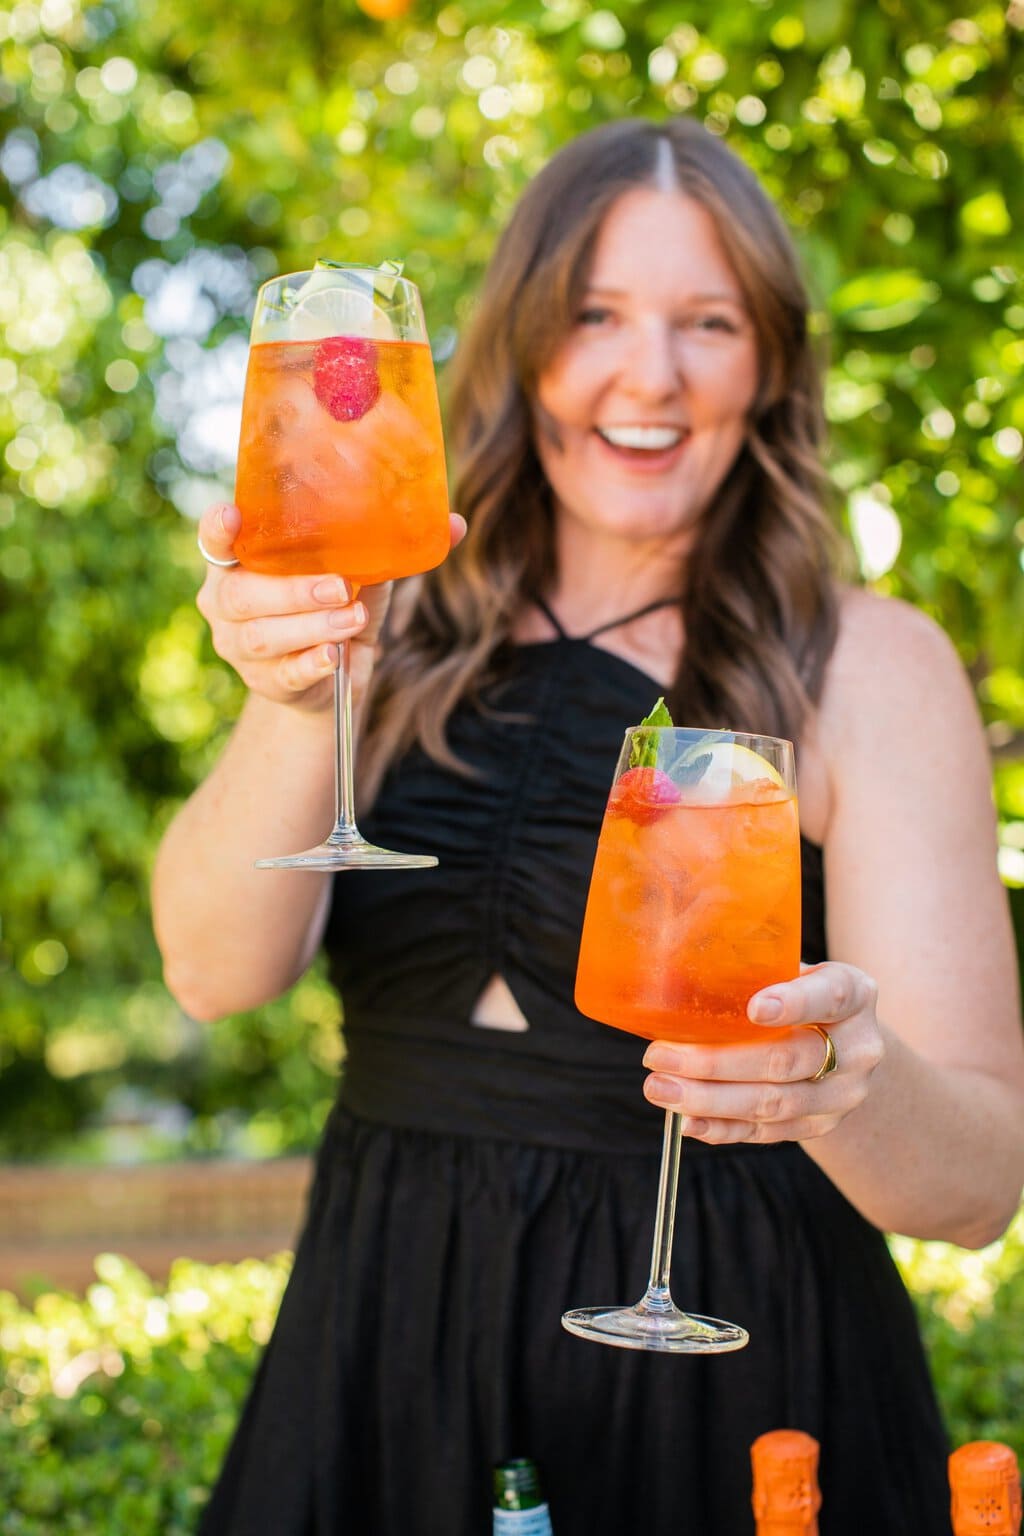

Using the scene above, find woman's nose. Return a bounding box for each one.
[619,322,681,399]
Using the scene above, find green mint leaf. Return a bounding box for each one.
[641,696,674,729]
[629,696,675,769]
[671,750,712,786]
[665,732,720,788]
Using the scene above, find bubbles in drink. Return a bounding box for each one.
[576,782,801,1046]
[234,336,450,585]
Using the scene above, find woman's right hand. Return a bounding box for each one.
[194,501,380,714]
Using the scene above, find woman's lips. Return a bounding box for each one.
[593,425,690,471]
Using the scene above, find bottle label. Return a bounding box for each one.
[493,1506,553,1535]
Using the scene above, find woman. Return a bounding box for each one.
[153,118,1024,1534]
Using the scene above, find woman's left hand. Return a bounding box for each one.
[641,962,885,1144]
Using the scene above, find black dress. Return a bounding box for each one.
[198,634,953,1536]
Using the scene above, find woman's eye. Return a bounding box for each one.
[694,313,738,334]
[577,307,611,327]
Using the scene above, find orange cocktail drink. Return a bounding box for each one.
[565,726,797,1353]
[234,261,452,873]
[575,744,801,1047]
[234,334,449,587]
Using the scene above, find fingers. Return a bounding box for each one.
[641,1056,864,1145]
[642,1033,829,1086]
[204,569,356,625]
[213,600,369,666]
[197,501,241,561]
[641,960,886,1145]
[449,512,467,549]
[192,503,375,703]
[275,643,339,696]
[748,962,878,1030]
[642,1064,848,1127]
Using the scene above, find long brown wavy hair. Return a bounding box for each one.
[359,116,840,805]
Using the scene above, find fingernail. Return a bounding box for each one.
[642,1046,677,1072]
[313,577,349,604]
[750,995,783,1022]
[328,607,355,630]
[644,1074,683,1106]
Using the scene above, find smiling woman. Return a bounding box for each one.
[533,188,759,556]
[361,118,837,798]
[152,116,1024,1536]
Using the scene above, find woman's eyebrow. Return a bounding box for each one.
[584,284,746,306]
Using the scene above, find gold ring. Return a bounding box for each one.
[804,1025,837,1082]
[197,533,240,568]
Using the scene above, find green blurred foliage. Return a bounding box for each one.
[0,1228,1022,1528]
[894,1212,1024,1457]
[0,0,1023,1154]
[0,1252,291,1532]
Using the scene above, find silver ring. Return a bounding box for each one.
[197,532,240,568]
[804,1025,838,1082]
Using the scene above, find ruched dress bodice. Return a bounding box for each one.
[199,640,951,1536]
[326,638,827,1150]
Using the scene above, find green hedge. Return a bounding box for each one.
[0,1253,291,1535]
[1,1222,1022,1530]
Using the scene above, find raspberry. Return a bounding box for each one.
[607,766,681,825]
[312,336,381,421]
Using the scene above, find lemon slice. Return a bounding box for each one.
[676,740,785,800]
[262,262,400,343]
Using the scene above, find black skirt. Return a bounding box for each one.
[198,1081,951,1535]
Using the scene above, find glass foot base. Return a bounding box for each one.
[255,836,438,872]
[561,1303,749,1354]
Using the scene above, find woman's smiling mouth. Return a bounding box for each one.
[594,424,690,466]
[597,425,686,450]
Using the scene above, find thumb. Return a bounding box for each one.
[198,502,241,560]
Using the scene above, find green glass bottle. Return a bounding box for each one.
[493,1458,554,1535]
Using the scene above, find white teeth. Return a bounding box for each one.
[598,425,684,451]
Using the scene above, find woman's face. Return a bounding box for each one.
[534,187,760,558]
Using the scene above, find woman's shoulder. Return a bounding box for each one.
[814,582,990,823]
[823,583,970,723]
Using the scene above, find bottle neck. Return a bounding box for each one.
[493,1460,551,1531]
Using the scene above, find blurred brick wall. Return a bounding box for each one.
[0,1158,312,1295]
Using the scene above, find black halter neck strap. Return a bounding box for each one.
[532,593,681,644]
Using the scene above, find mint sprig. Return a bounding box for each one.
[629,701,720,789]
[629,696,674,769]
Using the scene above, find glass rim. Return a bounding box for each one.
[622,725,794,750]
[257,266,421,300]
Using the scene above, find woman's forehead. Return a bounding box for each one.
[585,188,745,300]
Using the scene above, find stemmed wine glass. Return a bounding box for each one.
[564,725,801,1352]
[232,260,451,871]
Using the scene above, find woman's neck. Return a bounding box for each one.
[509,524,685,688]
[545,522,688,637]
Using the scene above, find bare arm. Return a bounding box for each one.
[643,591,1024,1248]
[153,691,337,1020]
[796,592,1024,1245]
[152,502,381,1021]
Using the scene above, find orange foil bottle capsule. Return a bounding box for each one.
[751,1429,822,1536]
[950,1442,1022,1535]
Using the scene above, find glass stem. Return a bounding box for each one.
[642,1109,684,1313]
[329,639,359,844]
